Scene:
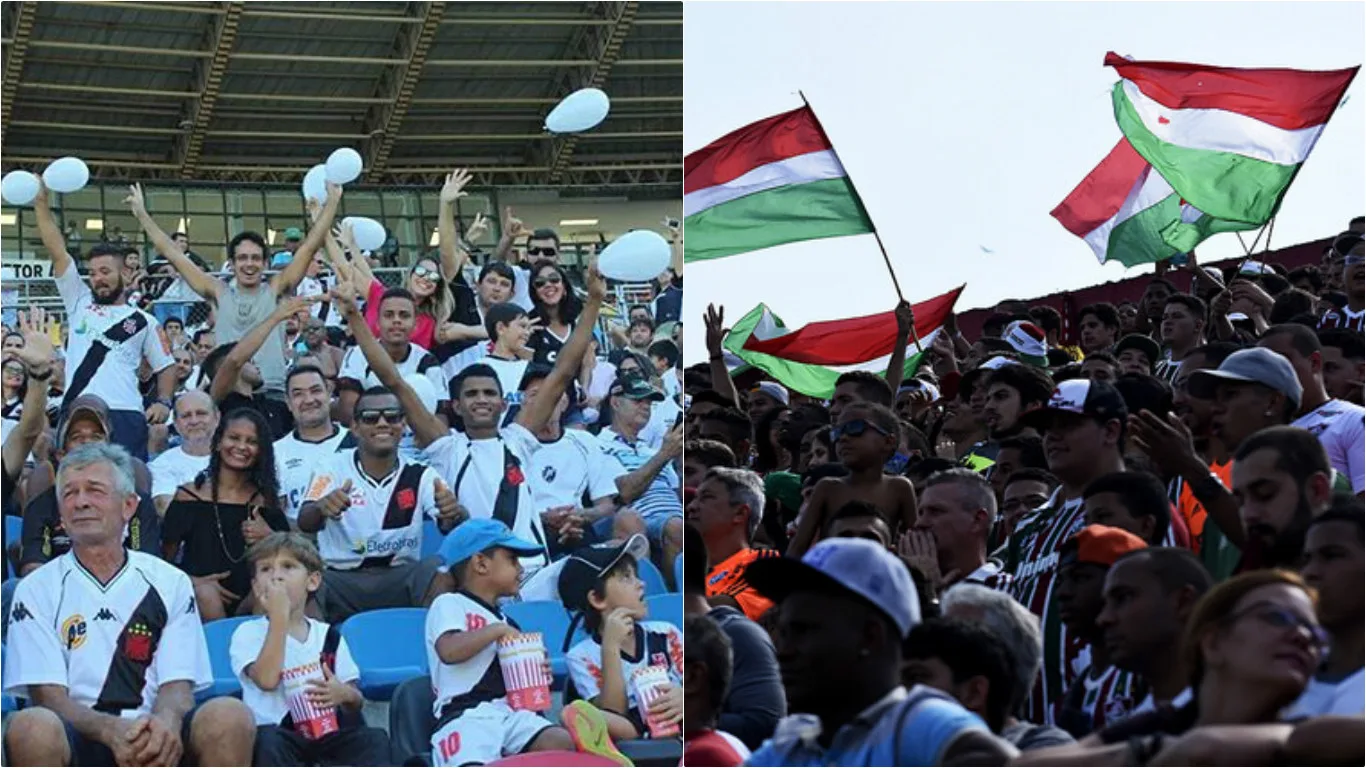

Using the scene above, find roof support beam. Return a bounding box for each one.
[1,1,39,136]
[177,1,244,177]
[363,1,446,182]
[545,2,639,183]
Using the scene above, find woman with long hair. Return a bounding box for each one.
[345,245,455,351]
[528,261,585,366]
[162,407,289,620]
[752,406,792,474]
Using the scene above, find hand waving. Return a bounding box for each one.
[124,183,148,218]
[13,308,54,373]
[584,258,608,303]
[441,169,473,204]
[704,304,728,357]
[502,206,530,240]
[465,212,490,243]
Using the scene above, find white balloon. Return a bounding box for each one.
[598,230,671,282]
[41,157,89,194]
[1,170,41,206]
[345,216,387,251]
[325,147,363,185]
[545,88,611,134]
[405,374,439,414]
[302,164,328,204]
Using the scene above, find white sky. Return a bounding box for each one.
[681,1,1365,363]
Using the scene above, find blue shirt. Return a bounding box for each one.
[596,427,681,522]
[745,686,990,766]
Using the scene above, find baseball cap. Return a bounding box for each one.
[284,227,304,241]
[58,394,112,450]
[437,519,543,571]
[751,381,790,406]
[1331,232,1363,259]
[1186,347,1302,411]
[1003,320,1049,367]
[557,534,652,612]
[1201,266,1226,285]
[747,537,920,638]
[1115,334,1161,369]
[1018,378,1128,432]
[1238,259,1274,276]
[609,371,664,402]
[270,251,293,269]
[897,378,941,403]
[1061,525,1148,568]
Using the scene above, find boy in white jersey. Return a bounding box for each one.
[298,388,465,622]
[560,535,685,742]
[232,532,390,765]
[428,519,628,766]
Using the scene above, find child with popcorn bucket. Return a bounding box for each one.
[427,519,632,766]
[560,535,685,744]
[230,533,391,765]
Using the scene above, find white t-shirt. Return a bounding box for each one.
[528,430,626,514]
[566,621,684,710]
[297,275,344,328]
[421,424,550,578]
[275,425,355,521]
[338,343,445,395]
[1292,399,1365,493]
[1283,668,1365,719]
[301,449,442,570]
[229,617,361,726]
[56,266,175,412]
[149,447,211,500]
[426,590,518,718]
[585,359,617,403]
[639,395,682,451]
[511,265,533,313]
[3,551,212,717]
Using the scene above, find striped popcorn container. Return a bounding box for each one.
[282,662,340,740]
[497,632,552,712]
[631,665,679,738]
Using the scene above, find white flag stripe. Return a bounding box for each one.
[1081,165,1175,264]
[683,149,847,217]
[1122,80,1323,166]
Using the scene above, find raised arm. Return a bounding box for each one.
[494,205,531,263]
[333,277,448,447]
[209,296,316,403]
[1,309,54,474]
[516,261,606,432]
[438,169,485,279]
[272,182,341,296]
[703,304,742,407]
[335,220,375,287]
[126,183,221,300]
[32,183,77,278]
[665,216,683,276]
[886,301,914,395]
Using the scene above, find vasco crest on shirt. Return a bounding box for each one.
[123,622,156,664]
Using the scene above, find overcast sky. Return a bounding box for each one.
[681,1,1364,363]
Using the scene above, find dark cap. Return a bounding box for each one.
[58,394,112,450]
[1019,379,1128,432]
[1115,335,1161,370]
[609,371,664,402]
[556,535,651,612]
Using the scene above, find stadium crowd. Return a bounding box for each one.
[0,171,687,767]
[681,218,1365,765]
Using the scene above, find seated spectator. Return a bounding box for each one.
[823,500,894,549]
[683,439,737,488]
[3,443,256,766]
[1115,335,1161,376]
[148,390,218,515]
[162,408,291,621]
[1082,471,1177,547]
[1231,426,1336,571]
[906,469,1011,596]
[1000,468,1058,541]
[336,289,445,427]
[688,467,778,621]
[683,615,751,766]
[1079,352,1119,384]
[1288,497,1364,717]
[988,435,1046,503]
[1315,327,1363,405]
[231,533,390,765]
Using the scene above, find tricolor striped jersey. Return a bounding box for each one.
[1152,354,1181,385]
[1057,662,1145,737]
[1319,307,1365,334]
[1005,490,1088,725]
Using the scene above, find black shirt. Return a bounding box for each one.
[21,485,162,569]
[161,485,289,611]
[709,605,787,749]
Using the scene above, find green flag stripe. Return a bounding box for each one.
[683,177,875,263]
[1106,194,1257,267]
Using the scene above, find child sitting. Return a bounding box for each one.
[230,532,391,766]
[428,519,629,766]
[560,535,684,743]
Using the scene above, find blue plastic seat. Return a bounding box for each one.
[201,616,254,700]
[503,600,585,685]
[341,607,428,701]
[637,559,668,597]
[2,642,16,713]
[645,593,683,632]
[5,515,21,578]
[421,518,442,560]
[672,554,683,593]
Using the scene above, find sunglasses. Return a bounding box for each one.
[412,265,440,281]
[830,419,889,441]
[528,246,558,256]
[2,365,24,376]
[533,275,563,288]
[1227,604,1329,653]
[356,409,405,426]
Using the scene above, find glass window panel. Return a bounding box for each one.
[340,190,383,220]
[56,186,102,213]
[100,208,140,251]
[265,190,304,219]
[388,217,425,254]
[185,187,226,214]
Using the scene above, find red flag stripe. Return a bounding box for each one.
[1049,138,1149,236]
[743,286,963,365]
[684,106,833,193]
[1104,52,1359,131]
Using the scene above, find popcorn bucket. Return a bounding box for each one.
[631,665,679,738]
[497,632,552,712]
[282,662,340,740]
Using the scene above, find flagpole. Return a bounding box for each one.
[799,90,922,355]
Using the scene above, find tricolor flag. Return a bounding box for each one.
[684,106,875,263]
[723,286,962,398]
[1107,52,1358,225]
[1050,138,1257,266]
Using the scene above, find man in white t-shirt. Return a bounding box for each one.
[3,442,256,765]
[334,258,608,587]
[149,390,217,515]
[336,288,445,427]
[34,185,178,461]
[1259,325,1365,495]
[1287,503,1364,718]
[298,389,464,623]
[275,365,356,521]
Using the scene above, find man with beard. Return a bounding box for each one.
[1317,328,1364,405]
[1163,342,1238,554]
[745,537,1016,765]
[1258,324,1365,496]
[33,183,177,460]
[1288,497,1364,717]
[1231,426,1334,571]
[274,365,356,521]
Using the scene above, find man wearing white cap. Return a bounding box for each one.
[743,538,1016,765]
